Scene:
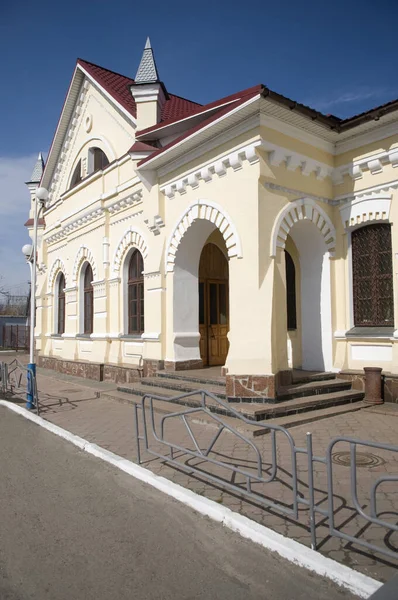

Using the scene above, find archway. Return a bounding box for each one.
[172,219,231,368]
[199,242,229,366]
[287,221,332,371]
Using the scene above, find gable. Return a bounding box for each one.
[45,75,136,204]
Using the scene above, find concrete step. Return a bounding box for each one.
[252,401,368,436]
[291,370,337,384]
[155,371,225,387]
[276,378,351,402]
[139,377,226,399]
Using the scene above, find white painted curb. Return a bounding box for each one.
[0,400,382,599]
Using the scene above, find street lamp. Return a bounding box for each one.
[22,186,48,409]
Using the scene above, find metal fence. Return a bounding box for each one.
[134,389,398,561]
[2,324,30,351]
[0,359,39,415]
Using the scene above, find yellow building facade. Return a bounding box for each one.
[27,40,398,402]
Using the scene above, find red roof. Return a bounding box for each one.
[129,141,156,153]
[137,84,263,166]
[24,218,45,227]
[77,59,201,122]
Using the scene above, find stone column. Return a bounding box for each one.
[364,367,383,404]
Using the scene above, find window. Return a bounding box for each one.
[128,250,144,335]
[352,224,394,327]
[57,273,65,335]
[70,160,82,189]
[83,264,94,334]
[285,250,297,330]
[92,148,109,173]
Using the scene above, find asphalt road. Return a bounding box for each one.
[0,406,357,600]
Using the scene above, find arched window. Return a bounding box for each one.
[57,273,65,335]
[128,250,144,334]
[285,250,297,330]
[90,147,109,173]
[83,264,94,334]
[70,160,82,189]
[352,224,394,327]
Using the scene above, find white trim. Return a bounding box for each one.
[334,146,398,183]
[0,401,381,600]
[77,64,137,126]
[270,198,336,257]
[72,245,98,284]
[161,141,261,198]
[112,227,149,274]
[165,199,243,272]
[336,119,398,154]
[339,195,392,231]
[47,258,68,292]
[261,140,333,181]
[259,112,335,154]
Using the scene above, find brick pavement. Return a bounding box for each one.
[2,353,398,584]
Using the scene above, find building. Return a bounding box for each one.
[26,39,398,402]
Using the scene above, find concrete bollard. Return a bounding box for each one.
[363,367,383,405]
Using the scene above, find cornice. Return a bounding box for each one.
[262,181,333,205]
[333,147,398,184]
[334,178,398,203]
[46,206,105,245]
[161,141,261,199]
[108,190,143,214]
[260,140,333,180]
[110,210,143,227]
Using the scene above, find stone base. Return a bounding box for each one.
[103,363,142,384]
[164,359,203,372]
[38,355,104,381]
[339,370,398,404]
[38,355,158,384]
[226,374,276,401]
[143,359,164,377]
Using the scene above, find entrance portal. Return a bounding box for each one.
[199,243,229,366]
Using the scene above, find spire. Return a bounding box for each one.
[135,37,160,83]
[29,152,45,184]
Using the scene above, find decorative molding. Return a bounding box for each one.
[334,178,398,203]
[165,199,242,272]
[72,245,98,283]
[112,227,149,274]
[144,271,161,279]
[47,80,90,203]
[47,258,68,292]
[144,215,165,235]
[107,190,143,214]
[260,141,333,181]
[110,210,143,227]
[333,147,398,184]
[92,279,106,298]
[263,181,333,205]
[339,195,392,230]
[161,141,261,199]
[270,197,336,257]
[141,332,161,341]
[46,206,105,245]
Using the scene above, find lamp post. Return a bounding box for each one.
[22,186,48,409]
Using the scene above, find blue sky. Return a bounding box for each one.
[1,0,397,290]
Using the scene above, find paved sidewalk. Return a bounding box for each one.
[2,353,398,584]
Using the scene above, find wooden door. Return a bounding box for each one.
[199,244,229,366]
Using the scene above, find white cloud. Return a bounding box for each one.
[0,155,37,291]
[306,87,398,113]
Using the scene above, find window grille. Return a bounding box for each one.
[352,224,394,327]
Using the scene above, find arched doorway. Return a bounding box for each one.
[199,243,229,366]
[286,221,332,372]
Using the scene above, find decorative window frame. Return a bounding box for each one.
[340,195,393,333]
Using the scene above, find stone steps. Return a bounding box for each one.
[100,389,367,437]
[116,379,364,422]
[276,378,352,402]
[155,371,226,387]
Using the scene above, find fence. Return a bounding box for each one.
[2,324,30,351]
[134,389,398,561]
[0,359,39,415]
